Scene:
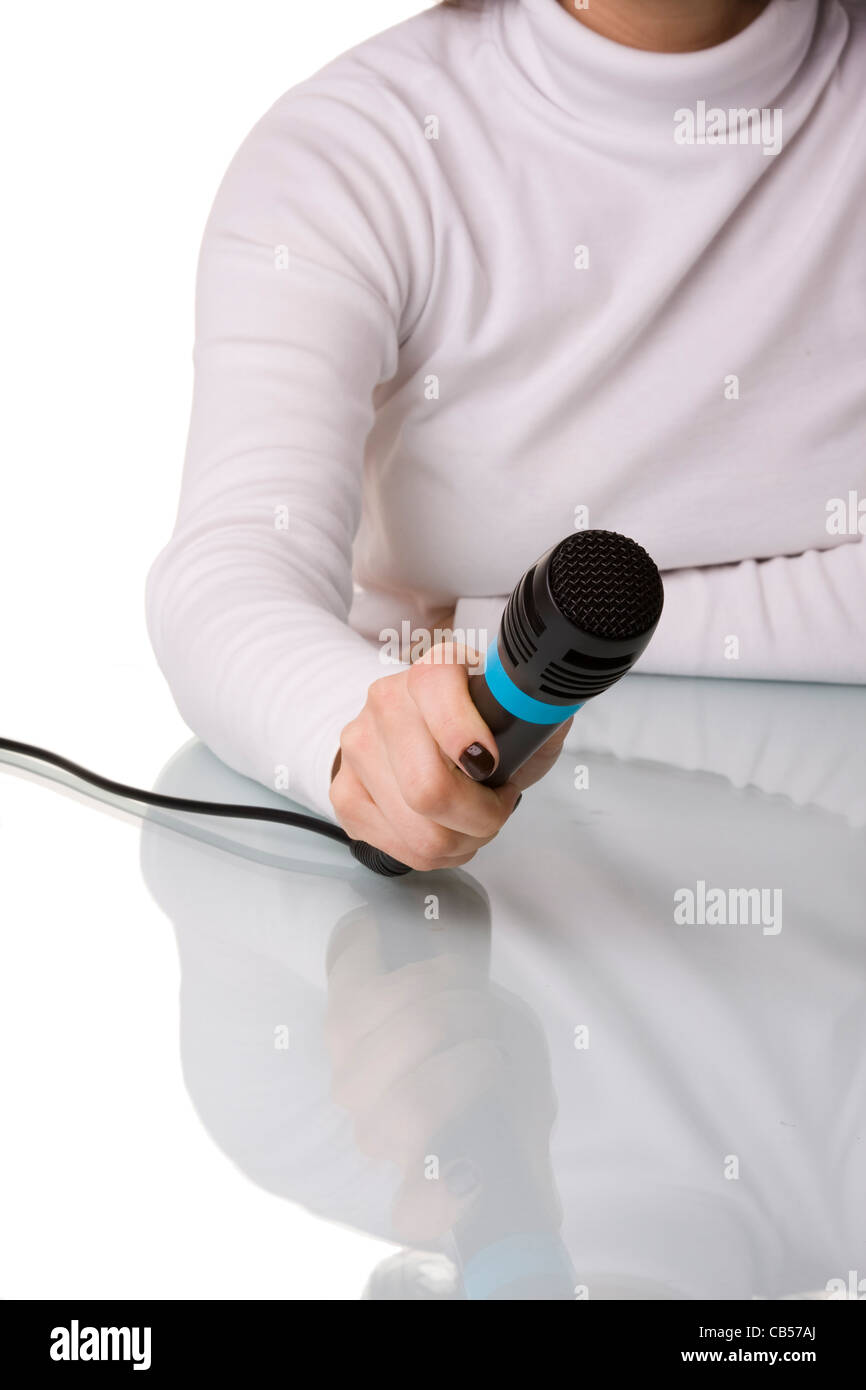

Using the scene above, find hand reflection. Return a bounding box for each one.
[324,885,560,1246]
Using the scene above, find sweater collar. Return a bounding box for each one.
[494,0,822,132]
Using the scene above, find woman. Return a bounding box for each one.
[146,0,866,870]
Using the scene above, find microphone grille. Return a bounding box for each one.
[548,530,664,641]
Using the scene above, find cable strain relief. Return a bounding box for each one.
[349,840,413,876]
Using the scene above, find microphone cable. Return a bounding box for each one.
[0,737,429,877]
[0,735,371,852]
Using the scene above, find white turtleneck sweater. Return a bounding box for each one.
[146,0,866,821]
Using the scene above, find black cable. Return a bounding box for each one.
[0,737,351,845]
[0,737,415,875]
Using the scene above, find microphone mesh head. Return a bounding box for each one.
[548,530,664,641]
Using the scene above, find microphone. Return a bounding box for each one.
[351,529,664,876]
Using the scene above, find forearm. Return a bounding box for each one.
[456,537,866,685]
[638,540,866,683]
[147,520,399,821]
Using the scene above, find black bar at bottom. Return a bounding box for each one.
[1,1296,861,1373]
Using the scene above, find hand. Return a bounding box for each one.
[329,640,573,870]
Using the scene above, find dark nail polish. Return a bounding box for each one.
[458,742,496,781]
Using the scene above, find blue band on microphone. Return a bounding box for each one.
[484,641,583,724]
[461,1233,577,1301]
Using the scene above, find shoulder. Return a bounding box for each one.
[308,2,491,89]
[259,2,492,150]
[207,6,489,237]
[198,9,483,322]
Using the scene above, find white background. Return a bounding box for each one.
[0,0,432,1301]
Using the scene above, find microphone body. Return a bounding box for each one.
[467,529,663,783]
[351,530,664,875]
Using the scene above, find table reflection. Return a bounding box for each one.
[139,676,866,1299]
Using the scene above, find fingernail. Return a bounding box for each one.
[510,792,523,816]
[458,743,496,781]
[443,1158,482,1199]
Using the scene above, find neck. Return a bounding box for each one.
[557,0,772,52]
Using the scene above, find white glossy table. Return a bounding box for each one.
[2,675,864,1300]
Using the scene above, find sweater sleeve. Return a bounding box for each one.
[146,82,423,820]
[455,536,866,685]
[456,554,866,826]
[637,538,866,683]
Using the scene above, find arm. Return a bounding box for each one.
[637,539,866,684]
[455,542,866,825]
[146,78,537,862]
[147,80,423,821]
[455,536,866,686]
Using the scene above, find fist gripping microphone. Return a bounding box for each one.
[351,530,664,876]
